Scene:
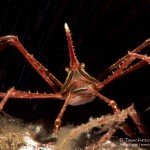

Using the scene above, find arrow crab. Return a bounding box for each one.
[0,23,149,148]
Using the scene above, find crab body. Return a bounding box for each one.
[61,64,100,106]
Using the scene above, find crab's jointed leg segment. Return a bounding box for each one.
[0,36,62,92]
[54,92,71,135]
[0,88,63,111]
[97,39,150,89]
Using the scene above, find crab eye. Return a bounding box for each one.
[65,67,70,72]
[80,63,85,69]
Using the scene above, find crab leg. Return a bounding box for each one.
[98,60,147,82]
[86,105,138,150]
[97,39,150,89]
[128,52,150,63]
[96,92,138,137]
[0,87,15,111]
[86,124,118,150]
[0,36,62,92]
[54,92,71,135]
[112,60,147,80]
[0,88,63,111]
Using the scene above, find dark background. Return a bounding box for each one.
[0,0,150,135]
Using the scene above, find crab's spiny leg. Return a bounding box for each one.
[54,92,71,135]
[96,92,138,137]
[59,105,135,150]
[112,60,147,80]
[0,87,15,111]
[0,88,62,104]
[86,105,138,149]
[99,39,150,77]
[128,104,147,136]
[97,39,150,88]
[128,52,150,63]
[86,124,118,150]
[97,93,147,136]
[98,60,147,82]
[86,85,137,137]
[0,36,62,92]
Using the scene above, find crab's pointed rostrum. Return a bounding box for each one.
[64,23,79,70]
